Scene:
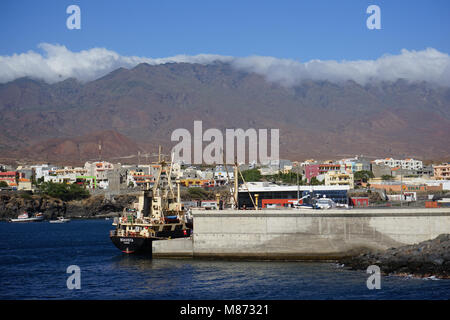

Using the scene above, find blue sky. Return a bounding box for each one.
[0,0,449,61]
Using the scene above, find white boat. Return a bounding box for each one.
[10,212,45,222]
[49,216,71,223]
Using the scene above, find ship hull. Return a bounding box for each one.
[10,217,45,222]
[110,228,191,254]
[110,235,153,254]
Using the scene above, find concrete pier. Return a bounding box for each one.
[153,208,450,260]
[152,237,193,258]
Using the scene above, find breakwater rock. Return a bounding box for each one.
[340,234,450,279]
[0,191,137,220]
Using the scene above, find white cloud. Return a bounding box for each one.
[0,43,449,86]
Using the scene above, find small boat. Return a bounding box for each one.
[49,216,71,223]
[293,204,316,210]
[10,212,45,222]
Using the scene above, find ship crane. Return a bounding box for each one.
[219,148,257,210]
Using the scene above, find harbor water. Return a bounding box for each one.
[0,219,449,300]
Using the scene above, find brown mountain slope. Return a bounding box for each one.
[0,62,449,162]
[25,130,142,162]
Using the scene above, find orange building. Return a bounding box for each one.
[370,183,442,193]
[180,179,214,188]
[434,163,450,180]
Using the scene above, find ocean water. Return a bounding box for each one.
[0,219,449,300]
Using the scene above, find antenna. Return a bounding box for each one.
[98,140,102,161]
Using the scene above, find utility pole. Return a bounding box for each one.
[234,162,239,210]
[296,165,300,202]
[400,166,403,207]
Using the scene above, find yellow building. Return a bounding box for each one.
[434,163,450,180]
[325,171,354,188]
[180,178,212,187]
[17,178,33,191]
[282,165,293,174]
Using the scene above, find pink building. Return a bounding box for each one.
[304,164,320,180]
[304,163,342,181]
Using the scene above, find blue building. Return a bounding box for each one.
[237,182,350,208]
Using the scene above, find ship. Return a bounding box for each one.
[49,216,71,223]
[109,147,191,254]
[10,212,45,222]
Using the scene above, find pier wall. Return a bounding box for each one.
[152,237,193,257]
[188,208,450,260]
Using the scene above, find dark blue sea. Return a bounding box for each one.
[0,219,449,300]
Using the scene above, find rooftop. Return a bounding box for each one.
[239,182,350,192]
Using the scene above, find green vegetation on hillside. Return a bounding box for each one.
[239,169,262,183]
[186,187,211,200]
[354,170,374,182]
[266,172,304,185]
[39,182,90,201]
[309,177,324,185]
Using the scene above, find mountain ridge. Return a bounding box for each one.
[0,62,449,163]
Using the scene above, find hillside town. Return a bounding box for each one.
[1,155,449,209]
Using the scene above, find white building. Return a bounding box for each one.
[30,164,53,180]
[214,165,234,185]
[84,161,115,180]
[44,166,87,184]
[374,158,422,170]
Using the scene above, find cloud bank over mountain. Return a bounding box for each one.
[1,43,449,86]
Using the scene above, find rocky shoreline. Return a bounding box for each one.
[339,234,450,279]
[0,191,137,221]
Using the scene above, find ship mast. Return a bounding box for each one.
[149,146,182,220]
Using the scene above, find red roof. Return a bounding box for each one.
[0,171,16,176]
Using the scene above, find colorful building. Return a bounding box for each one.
[0,171,18,186]
[324,171,354,188]
[180,178,213,188]
[304,164,320,181]
[434,163,450,180]
[350,197,369,207]
[369,182,443,193]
